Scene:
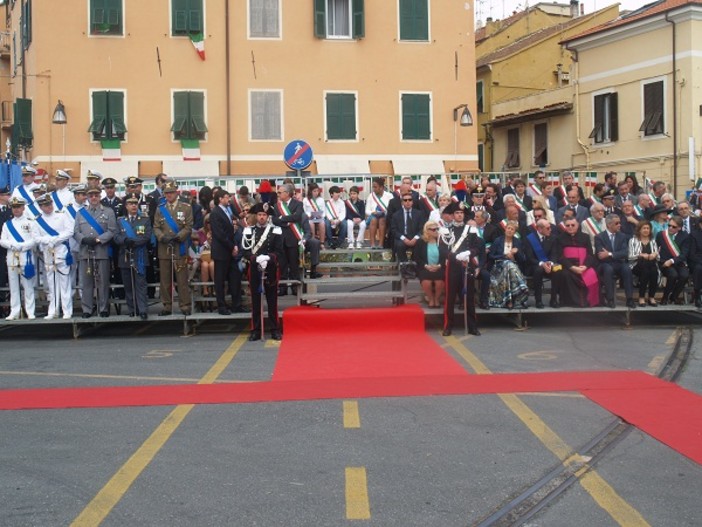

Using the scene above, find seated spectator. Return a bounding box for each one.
[344,186,366,249]
[558,218,600,307]
[656,216,690,305]
[628,220,660,306]
[391,192,425,262]
[524,219,561,308]
[582,203,606,251]
[487,220,528,309]
[188,235,203,284]
[619,200,639,236]
[595,214,635,308]
[687,216,702,307]
[428,194,452,227]
[324,185,347,248]
[365,177,393,249]
[303,182,326,247]
[413,220,446,307]
[527,198,555,227]
[648,204,669,237]
[511,179,532,212]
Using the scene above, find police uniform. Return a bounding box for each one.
[74,188,118,317]
[242,203,283,341]
[115,193,152,319]
[34,194,74,319]
[153,182,193,315]
[0,187,12,314]
[0,197,39,319]
[440,202,483,336]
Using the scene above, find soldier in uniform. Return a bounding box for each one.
[0,197,38,320]
[125,176,159,296]
[34,194,74,319]
[101,177,125,298]
[11,165,39,205]
[0,187,12,316]
[74,187,118,318]
[242,203,283,341]
[51,170,74,212]
[153,181,193,316]
[86,170,105,197]
[114,193,152,319]
[440,201,483,336]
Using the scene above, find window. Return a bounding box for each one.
[505,128,519,168]
[250,90,282,141]
[171,91,207,141]
[478,143,484,172]
[399,0,428,41]
[325,92,357,141]
[314,0,365,39]
[249,0,280,38]
[20,0,31,49]
[533,123,547,166]
[172,0,203,37]
[12,98,32,150]
[90,0,123,36]
[476,80,484,114]
[639,80,664,137]
[401,93,431,141]
[88,91,127,141]
[590,92,618,144]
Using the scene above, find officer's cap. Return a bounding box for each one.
[55,169,71,180]
[86,187,102,195]
[102,177,118,187]
[9,197,26,207]
[86,170,103,180]
[124,192,140,204]
[444,201,465,215]
[125,176,144,186]
[163,181,179,193]
[36,194,54,206]
[72,184,88,194]
[251,202,271,215]
[21,165,37,176]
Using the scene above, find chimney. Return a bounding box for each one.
[570,0,579,17]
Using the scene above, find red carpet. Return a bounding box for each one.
[0,305,700,465]
[273,305,468,380]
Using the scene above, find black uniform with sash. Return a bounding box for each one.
[114,212,152,318]
[441,222,484,335]
[242,220,284,339]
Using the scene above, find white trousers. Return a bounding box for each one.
[7,268,36,318]
[45,264,73,318]
[346,219,367,244]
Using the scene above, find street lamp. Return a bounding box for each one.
[52,100,67,124]
[453,104,473,127]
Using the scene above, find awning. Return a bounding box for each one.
[391,157,445,175]
[314,156,370,175]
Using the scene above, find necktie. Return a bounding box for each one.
[405,211,410,235]
[610,233,615,248]
[684,219,689,233]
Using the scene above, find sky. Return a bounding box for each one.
[475,0,656,26]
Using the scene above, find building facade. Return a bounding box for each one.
[2,0,478,184]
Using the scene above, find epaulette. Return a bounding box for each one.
[243,226,252,236]
[272,226,282,235]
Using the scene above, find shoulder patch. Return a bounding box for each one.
[243,227,252,236]
[272,226,282,235]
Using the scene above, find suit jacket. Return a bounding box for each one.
[679,215,699,235]
[153,200,194,259]
[210,205,238,261]
[594,230,631,264]
[488,235,526,271]
[272,198,304,248]
[556,204,590,224]
[687,227,702,267]
[391,208,426,242]
[413,238,448,271]
[524,231,558,272]
[655,230,690,266]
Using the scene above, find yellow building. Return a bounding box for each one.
[476,3,619,172]
[563,0,702,198]
[1,0,478,185]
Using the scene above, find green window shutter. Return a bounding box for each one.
[89,91,108,140]
[171,91,189,138]
[352,0,365,39]
[91,0,122,35]
[173,0,188,34]
[107,91,126,139]
[327,93,356,140]
[610,93,618,142]
[21,1,32,49]
[13,98,33,147]
[400,0,427,41]
[189,91,208,139]
[402,94,430,140]
[189,0,203,32]
[91,0,106,25]
[314,0,326,38]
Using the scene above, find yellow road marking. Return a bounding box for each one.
[343,401,361,428]
[345,467,371,520]
[665,329,679,346]
[647,355,665,374]
[445,335,650,527]
[71,333,247,527]
[0,370,253,384]
[264,339,281,348]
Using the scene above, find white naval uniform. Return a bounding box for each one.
[35,210,74,319]
[0,215,38,319]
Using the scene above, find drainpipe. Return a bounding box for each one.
[570,49,591,170]
[665,12,678,198]
[225,0,232,176]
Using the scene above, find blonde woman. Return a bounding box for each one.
[412,220,447,307]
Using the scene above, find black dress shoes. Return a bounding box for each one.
[128,312,136,317]
[139,313,148,320]
[549,301,560,309]
[535,301,545,309]
[606,299,615,309]
[442,328,452,336]
[625,299,636,309]
[82,312,91,319]
[159,310,172,316]
[469,328,481,336]
[99,311,109,318]
[218,308,232,316]
[233,306,250,313]
[309,271,323,279]
[271,331,282,341]
[248,332,261,341]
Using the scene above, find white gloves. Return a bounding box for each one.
[256,254,270,270]
[456,250,471,262]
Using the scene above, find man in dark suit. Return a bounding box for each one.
[556,187,590,224]
[656,216,691,304]
[210,189,245,315]
[595,214,635,308]
[271,183,304,295]
[0,187,12,316]
[391,192,426,263]
[524,219,561,308]
[676,201,698,235]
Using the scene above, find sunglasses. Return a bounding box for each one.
[427,227,439,231]
[402,198,413,202]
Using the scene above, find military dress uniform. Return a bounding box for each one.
[153,184,193,315]
[0,198,39,319]
[74,194,118,317]
[114,195,152,319]
[242,203,283,341]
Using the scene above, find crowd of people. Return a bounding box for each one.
[1,167,702,340]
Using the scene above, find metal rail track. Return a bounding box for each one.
[472,326,694,527]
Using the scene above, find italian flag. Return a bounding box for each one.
[585,172,597,188]
[101,139,121,162]
[190,33,206,60]
[181,139,200,161]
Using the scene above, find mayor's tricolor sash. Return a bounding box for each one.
[325,200,340,220]
[370,193,388,214]
[528,183,543,196]
[514,195,527,212]
[558,185,568,207]
[421,195,438,212]
[35,216,73,266]
[276,200,303,241]
[345,199,361,217]
[158,204,187,256]
[582,217,604,237]
[660,230,681,258]
[499,219,521,238]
